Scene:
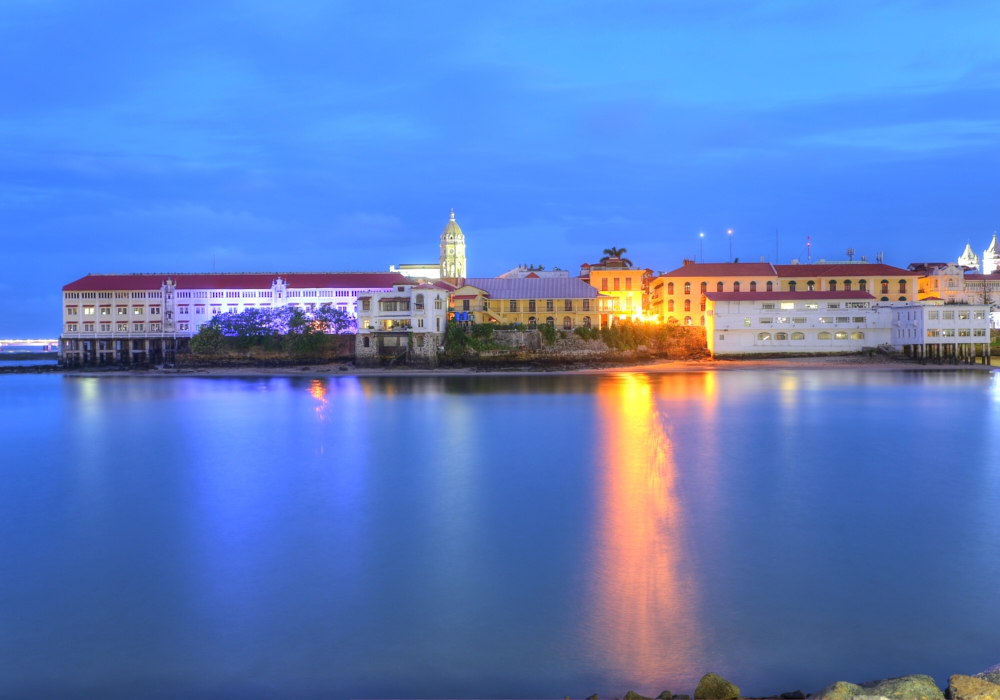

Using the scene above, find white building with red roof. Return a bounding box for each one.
[60,271,409,365]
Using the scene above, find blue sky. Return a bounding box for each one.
[2,0,1000,336]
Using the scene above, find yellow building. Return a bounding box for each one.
[773,264,918,302]
[579,258,650,324]
[451,277,609,329]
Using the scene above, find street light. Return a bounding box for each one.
[699,232,704,262]
[728,229,733,262]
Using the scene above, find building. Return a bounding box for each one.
[579,257,651,324]
[440,209,467,279]
[889,301,992,362]
[958,243,981,271]
[652,260,919,326]
[984,234,1000,275]
[355,280,452,367]
[449,277,606,329]
[389,263,441,280]
[60,271,408,365]
[499,264,570,278]
[705,291,888,356]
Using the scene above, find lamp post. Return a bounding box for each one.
[700,232,704,262]
[728,229,733,262]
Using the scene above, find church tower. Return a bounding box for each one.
[959,242,980,271]
[439,209,466,279]
[984,233,1000,275]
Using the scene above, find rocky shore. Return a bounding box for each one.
[593,665,1000,700]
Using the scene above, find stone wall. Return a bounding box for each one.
[356,331,444,368]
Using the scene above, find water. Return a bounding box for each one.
[1,370,999,700]
[0,359,58,367]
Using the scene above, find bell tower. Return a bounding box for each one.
[439,209,466,279]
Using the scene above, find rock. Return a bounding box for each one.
[949,675,1000,699]
[695,673,740,699]
[625,693,651,700]
[781,692,806,699]
[975,666,1000,687]
[858,674,943,699]
[657,693,674,700]
[813,682,866,699]
[587,695,599,700]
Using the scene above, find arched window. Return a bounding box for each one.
[415,293,425,310]
[583,316,592,328]
[684,316,692,325]
[362,336,370,347]
[880,280,889,294]
[733,281,741,292]
[766,281,773,292]
[668,299,675,312]
[834,331,848,340]
[684,299,691,312]
[563,317,572,330]
[667,282,674,294]
[757,332,771,341]
[788,281,797,292]
[844,280,852,291]
[898,279,907,293]
[750,281,757,292]
[700,300,706,311]
[807,280,815,291]
[818,331,832,340]
[684,282,691,294]
[858,280,867,292]
[701,281,708,294]
[881,296,889,302]
[716,281,724,292]
[546,316,554,326]
[829,280,837,291]
[898,296,907,302]
[851,331,865,340]
[775,332,788,340]
[791,332,805,340]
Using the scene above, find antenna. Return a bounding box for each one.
[846,247,855,262]
[876,251,884,264]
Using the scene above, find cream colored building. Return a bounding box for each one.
[440,209,467,279]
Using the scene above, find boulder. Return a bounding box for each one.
[813,682,865,699]
[949,675,1000,699]
[858,675,944,700]
[975,666,1000,687]
[695,673,740,700]
[657,693,674,700]
[625,693,651,700]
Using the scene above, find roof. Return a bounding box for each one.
[774,263,914,277]
[661,262,776,277]
[462,277,600,299]
[964,273,1000,280]
[705,291,876,302]
[62,272,409,292]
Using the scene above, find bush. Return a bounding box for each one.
[538,324,557,345]
[190,325,225,354]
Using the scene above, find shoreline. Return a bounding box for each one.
[22,354,998,379]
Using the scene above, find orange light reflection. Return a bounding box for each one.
[309,379,328,419]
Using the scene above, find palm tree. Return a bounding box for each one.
[601,246,633,268]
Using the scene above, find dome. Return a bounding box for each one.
[441,208,464,242]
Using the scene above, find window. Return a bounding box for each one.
[761,303,776,310]
[829,280,837,292]
[66,323,77,332]
[149,307,160,315]
[791,332,805,340]
[150,323,161,331]
[819,316,833,323]
[462,299,470,311]
[788,281,797,292]
[528,316,536,325]
[850,331,865,340]
[100,323,111,332]
[509,300,518,312]
[700,300,706,311]
[625,278,632,291]
[133,322,144,331]
[179,322,190,331]
[974,310,985,319]
[926,329,940,337]
[83,306,95,316]
[959,329,971,337]
[716,281,724,292]
[415,294,424,310]
[750,281,757,292]
[834,331,848,340]
[859,279,867,292]
[100,306,111,316]
[133,306,144,315]
[845,302,869,309]
[116,322,127,332]
[744,317,751,327]
[775,332,788,340]
[942,310,954,320]
[564,299,573,311]
[363,336,370,348]
[361,299,371,311]
[759,317,773,324]
[701,281,708,294]
[700,316,705,326]
[959,311,970,320]
[434,298,443,310]
[667,282,674,294]
[563,316,572,329]
[668,300,675,312]
[757,332,772,340]
[583,316,592,328]
[602,278,608,291]
[66,306,78,315]
[733,281,741,292]
[614,278,620,291]
[776,317,788,324]
[546,316,554,326]
[974,329,987,337]
[780,302,794,309]
[807,281,815,291]
[792,317,806,324]
[942,329,956,337]
[766,281,773,292]
[928,311,939,320]
[898,296,907,302]
[827,303,840,309]
[625,297,632,310]
[818,331,832,340]
[684,299,691,312]
[880,280,889,294]
[898,280,907,293]
[546,300,554,311]
[582,299,590,311]
[684,282,691,294]
[529,300,537,312]
[836,316,850,323]
[684,316,692,325]
[852,317,866,323]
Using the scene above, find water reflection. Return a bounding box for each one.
[588,373,701,690]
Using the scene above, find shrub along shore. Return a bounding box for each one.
[598,667,1000,700]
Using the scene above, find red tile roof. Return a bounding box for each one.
[661,262,776,277]
[63,272,408,292]
[705,291,875,302]
[773,263,914,277]
[965,273,1000,280]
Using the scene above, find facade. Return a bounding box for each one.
[450,277,606,329]
[579,258,650,323]
[499,264,570,278]
[439,209,467,279]
[705,291,888,356]
[890,302,992,362]
[771,263,917,302]
[60,272,408,365]
[389,263,441,280]
[355,281,452,367]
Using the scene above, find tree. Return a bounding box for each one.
[601,246,633,268]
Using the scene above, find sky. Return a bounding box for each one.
[2,0,1000,337]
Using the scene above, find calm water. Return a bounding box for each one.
[1,370,999,700]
